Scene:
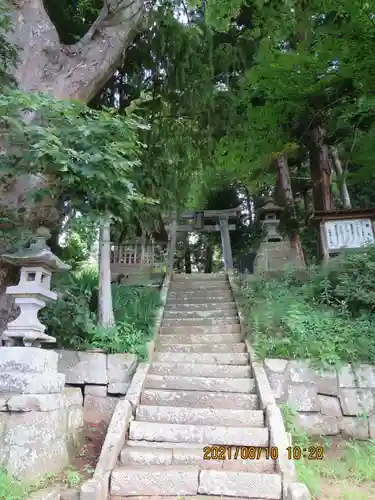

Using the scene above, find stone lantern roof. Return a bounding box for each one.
[258,199,283,220]
[1,227,70,271]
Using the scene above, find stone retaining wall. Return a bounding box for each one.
[0,348,84,481]
[56,350,137,425]
[264,359,375,440]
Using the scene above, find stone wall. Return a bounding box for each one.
[56,350,137,425]
[264,359,375,440]
[0,348,84,481]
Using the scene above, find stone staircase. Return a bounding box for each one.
[110,273,282,499]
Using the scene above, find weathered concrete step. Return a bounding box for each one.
[144,375,255,393]
[173,273,227,281]
[141,389,259,409]
[164,310,237,319]
[120,443,220,469]
[165,302,236,311]
[149,362,251,378]
[129,421,269,447]
[111,467,281,498]
[110,496,271,500]
[156,343,245,354]
[198,470,282,499]
[120,444,274,473]
[154,352,248,365]
[162,317,239,326]
[156,333,243,345]
[168,292,233,300]
[160,325,241,335]
[111,465,199,496]
[170,283,231,290]
[136,405,264,427]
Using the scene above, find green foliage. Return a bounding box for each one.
[112,285,162,328]
[0,470,26,500]
[0,1,17,90]
[83,322,147,358]
[0,90,149,220]
[83,286,161,358]
[41,270,161,357]
[239,247,375,367]
[39,266,98,349]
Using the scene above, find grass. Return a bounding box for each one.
[298,439,375,499]
[0,466,86,500]
[238,256,375,367]
[280,404,375,499]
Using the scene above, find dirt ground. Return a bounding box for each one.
[310,437,375,500]
[71,422,107,480]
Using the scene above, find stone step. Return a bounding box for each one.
[156,333,243,345]
[136,405,264,427]
[129,421,269,447]
[156,343,245,354]
[149,362,251,378]
[111,467,281,498]
[164,311,237,319]
[141,389,259,409]
[165,302,236,311]
[144,375,255,393]
[170,283,231,290]
[198,470,282,499]
[160,325,241,335]
[120,444,274,473]
[162,318,239,326]
[168,292,233,300]
[173,274,227,281]
[111,465,199,496]
[112,496,272,500]
[154,352,248,365]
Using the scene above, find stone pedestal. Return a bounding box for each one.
[0,348,84,480]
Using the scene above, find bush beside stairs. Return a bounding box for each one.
[109,273,300,499]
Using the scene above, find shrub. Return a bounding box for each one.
[239,247,375,367]
[39,264,98,349]
[41,271,161,356]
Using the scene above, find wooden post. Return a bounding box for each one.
[319,221,330,266]
[98,217,115,328]
[167,212,177,274]
[140,231,146,266]
[219,215,234,271]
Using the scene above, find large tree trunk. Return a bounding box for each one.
[0,0,145,332]
[2,0,145,221]
[275,153,305,265]
[8,0,145,101]
[307,125,333,211]
[329,146,351,209]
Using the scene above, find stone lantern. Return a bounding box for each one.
[259,200,284,242]
[0,227,70,347]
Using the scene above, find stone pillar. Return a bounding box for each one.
[167,212,177,274]
[98,218,115,328]
[219,215,234,271]
[0,347,83,480]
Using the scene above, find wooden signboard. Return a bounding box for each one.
[310,208,375,263]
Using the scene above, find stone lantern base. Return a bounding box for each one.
[0,348,84,481]
[254,240,305,273]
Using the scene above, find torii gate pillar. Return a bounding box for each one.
[219,215,234,271]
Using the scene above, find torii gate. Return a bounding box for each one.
[164,207,241,273]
